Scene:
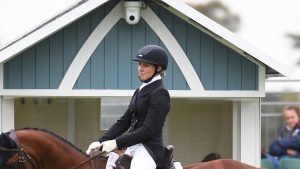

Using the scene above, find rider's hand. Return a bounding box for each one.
[287,149,298,156]
[86,141,101,155]
[101,140,117,153]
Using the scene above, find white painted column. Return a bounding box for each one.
[68,99,76,144]
[232,101,241,161]
[0,64,14,133]
[0,63,2,132]
[0,97,2,133]
[0,98,15,132]
[232,99,261,167]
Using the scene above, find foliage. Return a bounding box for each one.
[191,1,240,32]
[287,33,300,64]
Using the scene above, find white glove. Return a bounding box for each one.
[101,140,117,153]
[86,141,101,155]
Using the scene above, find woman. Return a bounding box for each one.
[86,45,170,169]
[269,106,300,158]
[263,106,300,169]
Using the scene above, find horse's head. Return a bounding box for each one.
[0,132,18,168]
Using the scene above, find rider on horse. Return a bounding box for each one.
[86,45,171,169]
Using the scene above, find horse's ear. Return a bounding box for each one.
[1,132,17,148]
[0,132,7,145]
[0,132,7,139]
[1,132,12,142]
[1,132,10,141]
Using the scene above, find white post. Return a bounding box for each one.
[233,99,261,167]
[0,64,5,132]
[240,98,261,167]
[1,98,15,132]
[232,98,261,167]
[232,101,241,161]
[0,97,2,133]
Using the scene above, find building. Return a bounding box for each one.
[0,0,292,167]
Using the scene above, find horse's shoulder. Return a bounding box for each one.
[185,159,260,169]
[219,159,260,169]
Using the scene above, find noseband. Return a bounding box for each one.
[0,130,37,169]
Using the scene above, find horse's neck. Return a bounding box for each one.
[17,130,90,169]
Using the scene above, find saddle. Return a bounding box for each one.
[114,145,175,169]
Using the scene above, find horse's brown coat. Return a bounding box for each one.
[184,159,260,169]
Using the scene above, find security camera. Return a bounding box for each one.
[124,0,142,25]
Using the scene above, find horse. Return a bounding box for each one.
[0,128,260,169]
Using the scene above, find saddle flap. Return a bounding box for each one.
[115,154,132,169]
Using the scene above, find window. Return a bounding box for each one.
[100,97,131,130]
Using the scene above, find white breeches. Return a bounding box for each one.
[124,143,156,169]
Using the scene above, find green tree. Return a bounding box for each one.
[189,1,240,32]
[287,33,300,64]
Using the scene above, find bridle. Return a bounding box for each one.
[0,130,106,169]
[0,147,35,169]
[0,130,37,169]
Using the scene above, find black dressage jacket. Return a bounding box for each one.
[98,80,170,167]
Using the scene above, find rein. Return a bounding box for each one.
[70,151,107,169]
[0,147,19,152]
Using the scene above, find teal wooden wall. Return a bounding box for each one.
[3,0,258,90]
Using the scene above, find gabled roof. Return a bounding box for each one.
[0,0,109,62]
[0,0,293,77]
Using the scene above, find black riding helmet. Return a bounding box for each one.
[133,45,168,83]
[133,45,168,70]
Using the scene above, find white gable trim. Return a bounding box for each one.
[0,0,109,63]
[159,0,292,78]
[59,1,123,90]
[59,1,205,91]
[141,6,204,92]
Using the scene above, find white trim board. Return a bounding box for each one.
[0,89,264,98]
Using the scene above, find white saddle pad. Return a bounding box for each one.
[174,162,183,169]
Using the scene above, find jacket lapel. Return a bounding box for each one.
[138,80,162,97]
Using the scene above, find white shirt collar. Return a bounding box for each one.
[286,125,292,131]
[139,75,161,91]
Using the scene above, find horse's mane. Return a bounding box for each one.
[17,128,86,155]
